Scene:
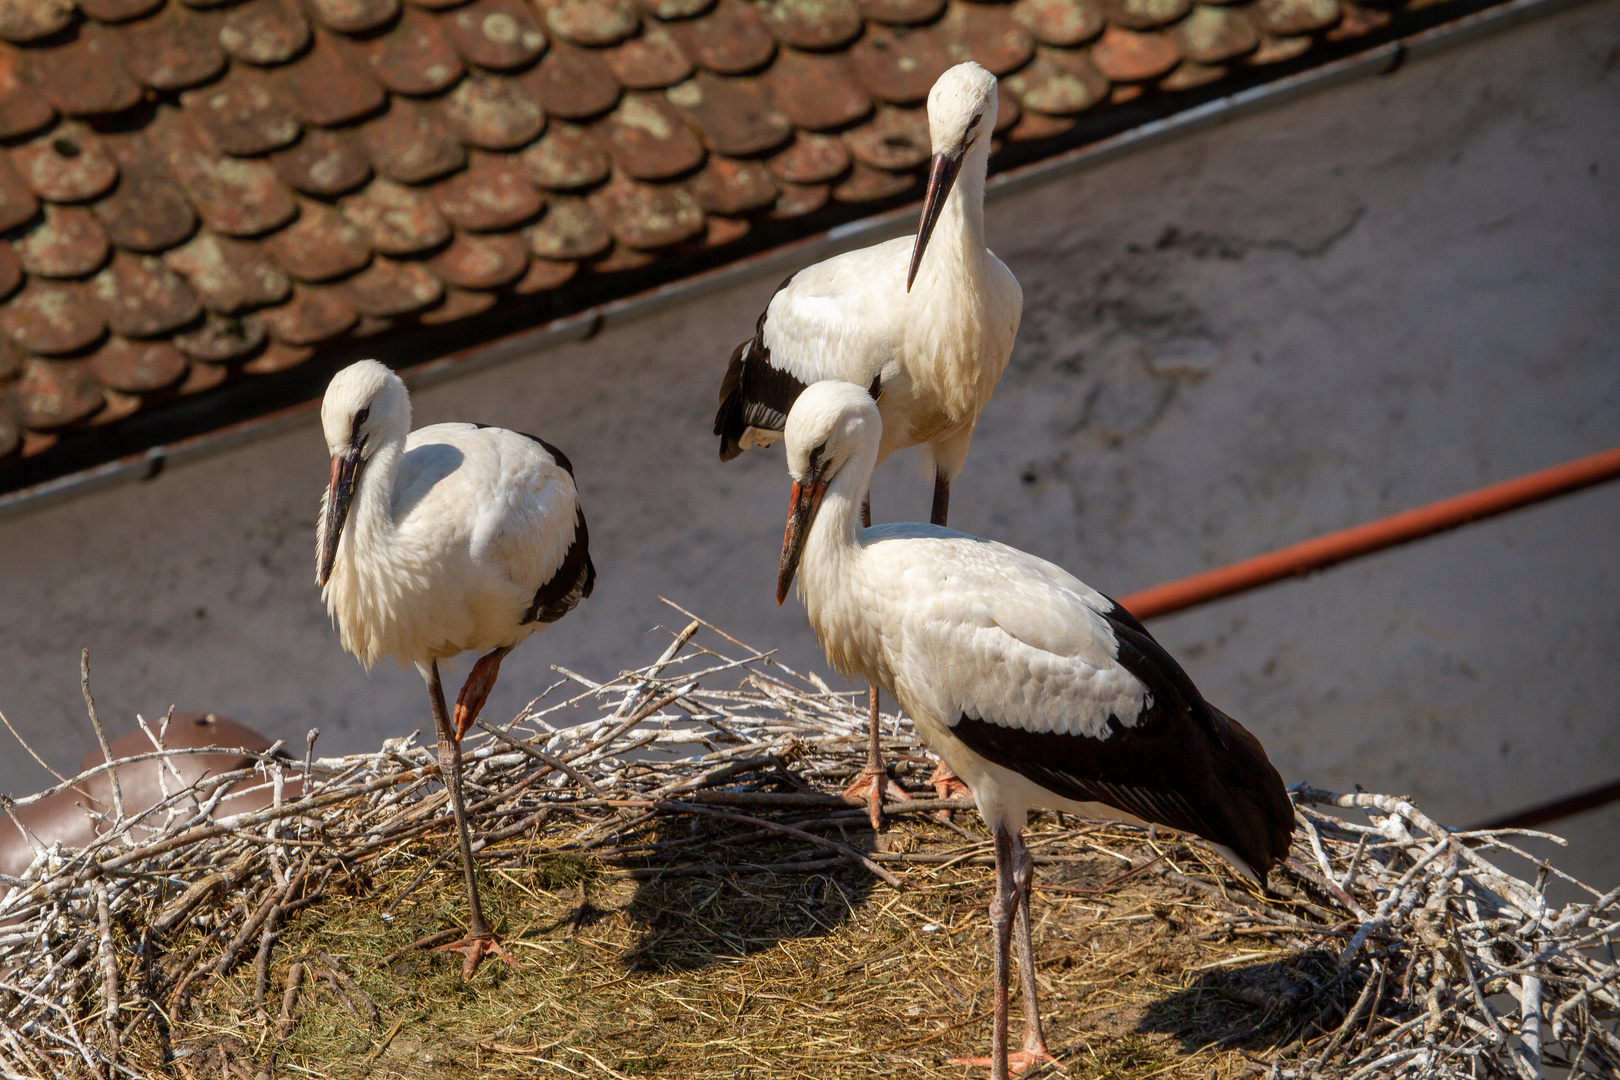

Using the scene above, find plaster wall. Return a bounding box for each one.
[2,1,1617,886]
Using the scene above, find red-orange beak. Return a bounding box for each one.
[777,475,829,605]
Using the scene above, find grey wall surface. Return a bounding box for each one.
[2,0,1616,888]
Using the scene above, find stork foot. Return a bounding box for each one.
[433,930,517,981]
[948,1047,1059,1075]
[929,761,972,821]
[452,646,512,740]
[842,766,913,833]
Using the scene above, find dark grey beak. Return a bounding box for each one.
[777,471,829,605]
[907,146,965,292]
[318,449,362,587]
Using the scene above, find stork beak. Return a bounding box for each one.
[777,474,829,605]
[907,147,964,292]
[318,449,362,587]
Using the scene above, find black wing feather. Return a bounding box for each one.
[950,598,1294,877]
[715,276,809,462]
[523,505,594,625]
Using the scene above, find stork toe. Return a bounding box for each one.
[453,647,512,740]
[434,931,518,981]
[929,760,972,821]
[948,1048,1059,1075]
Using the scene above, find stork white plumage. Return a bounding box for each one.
[715,61,1022,824]
[774,383,1294,1078]
[316,360,594,977]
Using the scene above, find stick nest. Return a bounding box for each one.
[1,610,1615,1079]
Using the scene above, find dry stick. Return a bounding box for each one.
[640,799,900,887]
[0,707,69,786]
[277,963,303,1039]
[470,719,601,795]
[79,651,125,826]
[94,880,119,1062]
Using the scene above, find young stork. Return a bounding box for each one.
[774,382,1294,1078]
[316,360,594,977]
[714,61,1022,823]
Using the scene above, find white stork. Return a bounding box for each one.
[316,359,594,977]
[774,382,1294,1078]
[714,61,1022,823]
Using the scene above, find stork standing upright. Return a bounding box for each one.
[316,360,594,977]
[714,61,1022,824]
[774,383,1294,1078]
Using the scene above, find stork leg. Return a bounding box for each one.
[423,660,515,979]
[951,824,1020,1080]
[453,645,513,740]
[841,492,912,832]
[1009,833,1056,1071]
[925,469,972,814]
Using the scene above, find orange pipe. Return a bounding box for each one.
[1119,444,1620,620]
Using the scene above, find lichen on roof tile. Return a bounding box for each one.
[10,122,119,203]
[88,252,204,338]
[1159,57,1225,88]
[343,255,444,316]
[163,229,293,314]
[180,67,303,157]
[434,156,544,229]
[355,6,467,95]
[112,5,230,91]
[842,105,929,171]
[1106,0,1191,30]
[1090,23,1179,80]
[92,134,199,252]
[148,110,299,237]
[1250,0,1339,34]
[218,0,314,66]
[428,230,530,288]
[544,0,640,47]
[847,24,953,104]
[12,204,112,279]
[524,42,621,119]
[767,131,849,184]
[271,129,375,195]
[603,92,706,180]
[258,283,358,344]
[599,27,693,90]
[442,72,548,151]
[590,173,704,249]
[441,0,548,69]
[830,158,914,202]
[1241,28,1311,62]
[1168,4,1256,62]
[635,0,713,18]
[523,194,611,258]
[761,0,863,51]
[339,178,453,255]
[0,49,55,140]
[33,28,145,117]
[1003,45,1108,113]
[359,98,468,183]
[518,123,611,190]
[669,0,776,75]
[668,74,792,157]
[855,0,944,27]
[0,281,106,355]
[762,48,871,131]
[86,336,189,393]
[7,358,104,430]
[690,156,776,214]
[305,0,401,34]
[1011,0,1105,46]
[261,200,373,282]
[0,0,74,44]
[172,311,267,363]
[940,4,1035,76]
[1325,0,1390,41]
[274,30,388,127]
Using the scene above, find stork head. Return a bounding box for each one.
[777,381,881,604]
[909,61,998,291]
[317,360,411,587]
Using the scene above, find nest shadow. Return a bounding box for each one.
[1135,948,1356,1052]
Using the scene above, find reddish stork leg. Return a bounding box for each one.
[842,491,912,831]
[927,470,971,813]
[1010,833,1056,1070]
[453,645,513,740]
[952,824,1020,1080]
[424,659,515,979]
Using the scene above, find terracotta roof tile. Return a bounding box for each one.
[443,71,547,149]
[590,173,703,248]
[690,155,777,214]
[940,4,1034,75]
[508,253,575,292]
[1167,4,1256,60]
[407,0,471,11]
[305,0,401,34]
[0,151,37,231]
[636,0,712,18]
[218,0,313,66]
[172,311,267,362]
[1090,24,1178,79]
[10,123,119,203]
[0,49,55,139]
[762,48,871,131]
[1004,104,1074,140]
[260,200,373,281]
[359,98,467,183]
[603,92,706,180]
[0,0,74,44]
[418,283,497,322]
[92,133,199,251]
[525,41,621,119]
[0,402,15,456]
[544,0,641,46]
[762,0,864,50]
[88,252,203,338]
[1159,57,1225,88]
[518,122,611,189]
[147,109,299,236]
[1106,0,1190,30]
[669,0,776,75]
[0,281,105,355]
[257,282,357,343]
[524,191,612,255]
[271,129,374,195]
[354,6,466,94]
[239,339,314,373]
[84,385,143,425]
[81,0,164,19]
[1325,0,1390,40]
[339,177,452,254]
[767,131,849,184]
[428,229,529,287]
[174,358,227,393]
[669,74,792,156]
[179,67,303,157]
[0,244,20,299]
[273,30,388,126]
[1003,45,1108,113]
[7,359,103,429]
[112,5,229,92]
[848,23,952,104]
[843,105,929,171]
[343,255,444,315]
[86,336,188,393]
[591,241,655,271]
[1250,0,1340,34]
[768,178,826,217]
[701,212,749,246]
[600,27,693,89]
[1012,0,1105,45]
[32,28,145,118]
[856,0,943,27]
[13,204,111,279]
[434,154,544,228]
[992,82,1020,129]
[1241,27,1311,62]
[441,0,548,69]
[163,229,292,314]
[830,159,914,202]
[348,313,393,336]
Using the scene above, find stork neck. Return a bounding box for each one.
[927,138,991,275]
[349,435,404,544]
[807,441,878,567]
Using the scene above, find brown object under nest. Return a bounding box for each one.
[0,608,1615,1078]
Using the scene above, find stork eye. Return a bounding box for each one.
[355,406,370,427]
[809,442,827,468]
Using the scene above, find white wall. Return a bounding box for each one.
[2,0,1616,887]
